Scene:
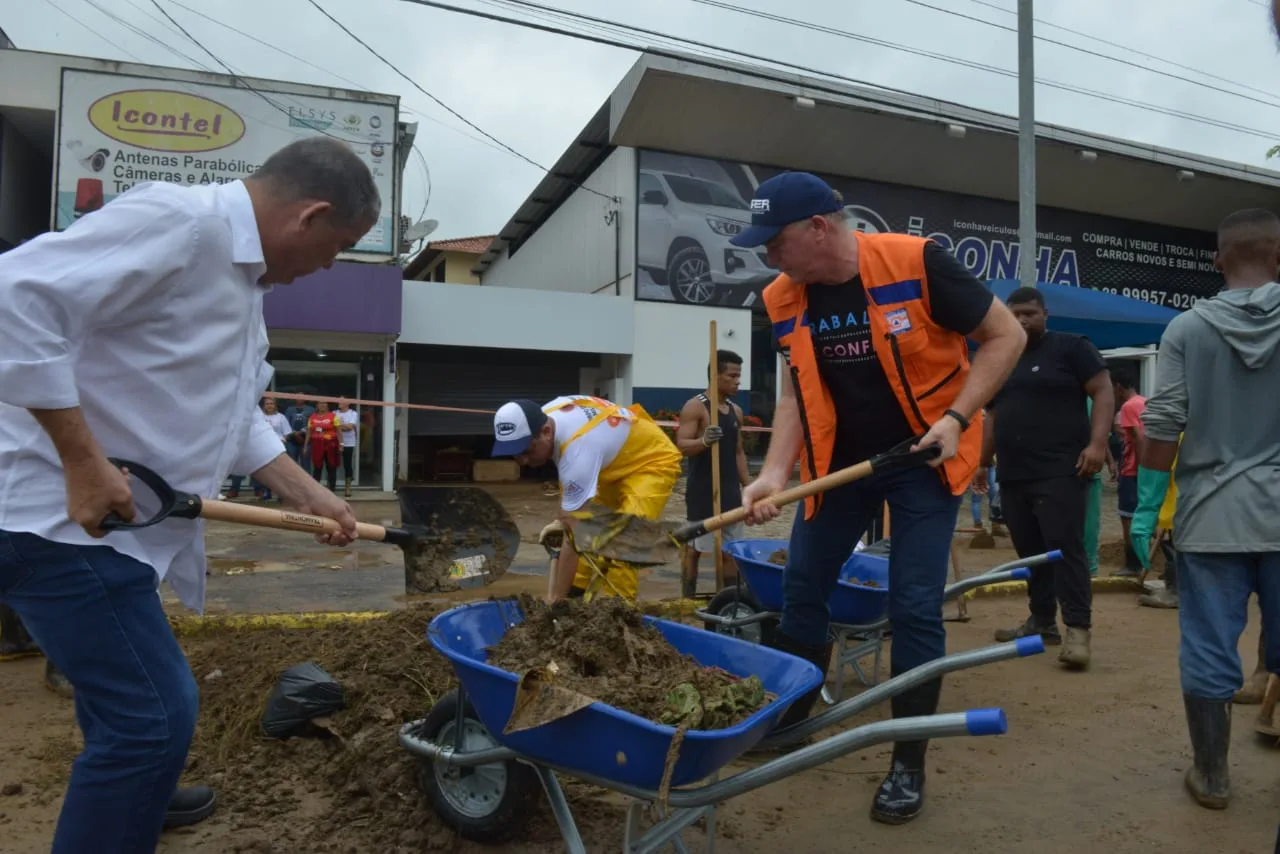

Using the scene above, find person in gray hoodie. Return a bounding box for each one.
[1141,207,1280,811]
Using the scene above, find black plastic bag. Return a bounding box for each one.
[260,662,346,739]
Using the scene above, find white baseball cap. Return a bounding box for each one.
[492,399,549,457]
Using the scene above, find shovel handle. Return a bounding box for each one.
[674,437,940,543]
[197,500,392,543]
[679,460,874,541]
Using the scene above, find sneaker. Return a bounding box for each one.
[1137,589,1178,609]
[993,616,1061,646]
[1058,627,1091,669]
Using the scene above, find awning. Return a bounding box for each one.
[986,280,1183,350]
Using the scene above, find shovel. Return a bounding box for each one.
[100,460,521,594]
[568,436,942,567]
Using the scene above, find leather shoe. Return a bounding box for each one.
[165,786,217,829]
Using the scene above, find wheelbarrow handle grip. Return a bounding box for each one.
[198,500,393,543]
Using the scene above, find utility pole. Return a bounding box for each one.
[1017,0,1037,287]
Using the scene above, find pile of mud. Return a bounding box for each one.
[488,595,770,731]
[175,604,623,853]
[179,605,457,852]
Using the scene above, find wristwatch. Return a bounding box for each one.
[943,409,970,431]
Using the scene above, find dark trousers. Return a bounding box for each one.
[780,464,961,673]
[1000,475,1092,629]
[310,441,340,490]
[341,446,355,484]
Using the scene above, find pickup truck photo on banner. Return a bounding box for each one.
[635,149,1223,313]
[54,68,399,255]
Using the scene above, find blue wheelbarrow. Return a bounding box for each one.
[400,598,1047,852]
[698,543,1063,704]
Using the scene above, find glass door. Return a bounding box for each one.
[269,361,375,488]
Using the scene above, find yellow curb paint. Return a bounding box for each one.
[0,651,42,664]
[962,576,1141,601]
[168,611,389,635]
[164,580,1140,636]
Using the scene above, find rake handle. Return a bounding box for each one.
[198,499,392,543]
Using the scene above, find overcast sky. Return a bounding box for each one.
[6,0,1280,242]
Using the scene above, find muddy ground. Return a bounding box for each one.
[2,479,1276,853]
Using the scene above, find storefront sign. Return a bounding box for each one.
[635,149,1222,313]
[55,68,399,255]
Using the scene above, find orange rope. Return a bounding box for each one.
[265,391,774,431]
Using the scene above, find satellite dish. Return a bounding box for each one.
[404,218,439,243]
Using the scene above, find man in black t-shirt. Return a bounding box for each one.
[977,287,1113,669]
[733,170,1027,828]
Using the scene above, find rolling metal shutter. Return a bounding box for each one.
[408,361,579,436]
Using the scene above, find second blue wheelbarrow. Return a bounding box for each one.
[400,597,1048,852]
[698,541,1063,703]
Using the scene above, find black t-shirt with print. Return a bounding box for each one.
[776,241,995,468]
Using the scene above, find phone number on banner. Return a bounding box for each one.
[1094,286,1201,310]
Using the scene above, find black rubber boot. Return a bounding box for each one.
[1182,694,1231,809]
[746,631,832,756]
[771,631,833,731]
[165,785,217,828]
[870,674,942,825]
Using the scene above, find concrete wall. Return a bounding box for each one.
[0,117,51,247]
[481,147,636,295]
[630,301,752,414]
[400,280,633,354]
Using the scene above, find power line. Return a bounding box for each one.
[146,0,385,150]
[78,0,212,70]
[890,0,1280,109]
[305,0,619,203]
[668,0,1280,140]
[960,0,1280,106]
[160,0,515,159]
[41,0,144,62]
[437,0,1280,143]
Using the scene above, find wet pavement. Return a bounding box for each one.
[174,510,720,616]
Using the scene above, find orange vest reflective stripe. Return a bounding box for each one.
[763,232,983,519]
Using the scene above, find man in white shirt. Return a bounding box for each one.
[0,137,372,854]
[334,398,360,497]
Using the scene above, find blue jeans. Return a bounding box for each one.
[0,530,198,854]
[780,464,962,673]
[970,466,998,525]
[1178,550,1280,700]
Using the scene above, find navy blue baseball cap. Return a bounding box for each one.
[492,399,548,456]
[729,172,844,248]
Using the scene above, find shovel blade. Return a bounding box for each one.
[569,510,684,567]
[397,486,522,594]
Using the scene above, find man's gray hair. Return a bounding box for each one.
[253,137,381,228]
[822,189,848,227]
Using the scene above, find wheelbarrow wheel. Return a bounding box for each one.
[703,585,775,645]
[416,689,539,844]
